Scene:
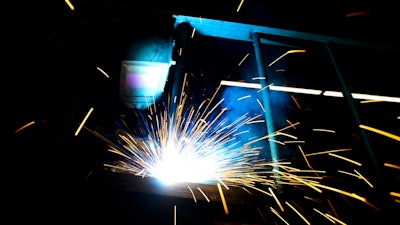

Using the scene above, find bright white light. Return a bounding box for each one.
[220,80,400,103]
[323,91,400,103]
[220,80,261,89]
[322,91,343,97]
[150,143,219,185]
[269,85,322,95]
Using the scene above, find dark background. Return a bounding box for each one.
[4,0,400,224]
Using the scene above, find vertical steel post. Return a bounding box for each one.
[324,42,390,218]
[252,32,282,192]
[170,22,190,107]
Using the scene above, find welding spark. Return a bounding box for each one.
[64,0,75,10]
[14,121,35,133]
[96,66,110,78]
[75,107,94,136]
[359,124,400,141]
[85,72,397,224]
[236,0,245,12]
[99,74,271,187]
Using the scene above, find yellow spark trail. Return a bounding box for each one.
[328,153,362,166]
[217,183,229,215]
[359,124,400,141]
[75,107,94,136]
[285,201,311,225]
[15,121,35,133]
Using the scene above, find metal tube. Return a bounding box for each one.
[324,42,389,217]
[252,32,282,192]
[170,22,190,107]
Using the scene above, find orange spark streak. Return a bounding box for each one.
[359,124,400,141]
[305,148,352,156]
[243,184,272,197]
[285,201,310,225]
[288,169,325,173]
[354,169,373,188]
[268,49,306,67]
[286,119,297,129]
[290,95,301,109]
[390,192,400,197]
[345,11,370,17]
[246,122,301,146]
[360,99,382,103]
[328,153,362,166]
[241,187,252,195]
[274,121,301,134]
[298,145,312,168]
[325,213,347,225]
[269,187,284,212]
[270,207,289,225]
[313,208,337,223]
[217,183,229,215]
[305,196,324,204]
[273,169,323,193]
[273,132,297,140]
[15,121,35,133]
[326,198,339,220]
[384,163,400,169]
[311,182,371,205]
[65,0,75,10]
[256,207,268,224]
